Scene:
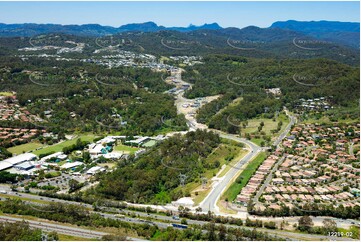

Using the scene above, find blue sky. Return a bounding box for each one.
[0,1,359,28]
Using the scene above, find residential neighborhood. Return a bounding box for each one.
[236,122,360,214]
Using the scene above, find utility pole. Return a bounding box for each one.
[179,173,187,187]
[201,177,208,189]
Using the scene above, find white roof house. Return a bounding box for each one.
[0,153,37,171]
[61,161,83,169]
[0,161,13,171]
[86,166,106,175]
[88,143,104,155]
[39,152,63,163]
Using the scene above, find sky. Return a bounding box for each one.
[0,1,359,28]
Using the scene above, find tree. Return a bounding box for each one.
[47,231,59,241]
[101,234,127,241]
[218,224,227,240]
[68,179,80,192]
[0,221,43,241]
[206,222,216,241]
[82,151,91,163]
[322,219,337,235]
[298,215,314,232]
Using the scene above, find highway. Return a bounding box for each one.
[1,189,358,241]
[0,215,107,239]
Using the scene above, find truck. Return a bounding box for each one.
[171,223,188,229]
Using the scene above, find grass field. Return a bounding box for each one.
[242,113,288,136]
[7,142,44,155]
[338,226,360,240]
[32,134,97,156]
[114,144,140,154]
[240,113,289,146]
[221,152,267,202]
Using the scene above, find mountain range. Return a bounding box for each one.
[0,20,359,48]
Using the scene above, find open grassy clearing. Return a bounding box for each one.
[240,113,289,146]
[7,142,44,154]
[32,134,98,156]
[113,144,140,154]
[241,113,288,136]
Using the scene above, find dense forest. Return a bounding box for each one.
[91,130,221,203]
[0,55,187,135]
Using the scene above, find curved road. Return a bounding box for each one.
[199,132,262,213]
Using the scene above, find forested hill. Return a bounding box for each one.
[93,129,221,204]
[271,20,360,48]
[0,20,359,49]
[0,30,359,65]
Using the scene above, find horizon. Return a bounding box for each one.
[0,19,360,29]
[0,1,359,28]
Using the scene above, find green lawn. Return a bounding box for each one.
[32,134,97,156]
[338,226,360,240]
[114,144,140,154]
[241,113,289,146]
[7,142,44,155]
[242,114,288,136]
[221,152,267,202]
